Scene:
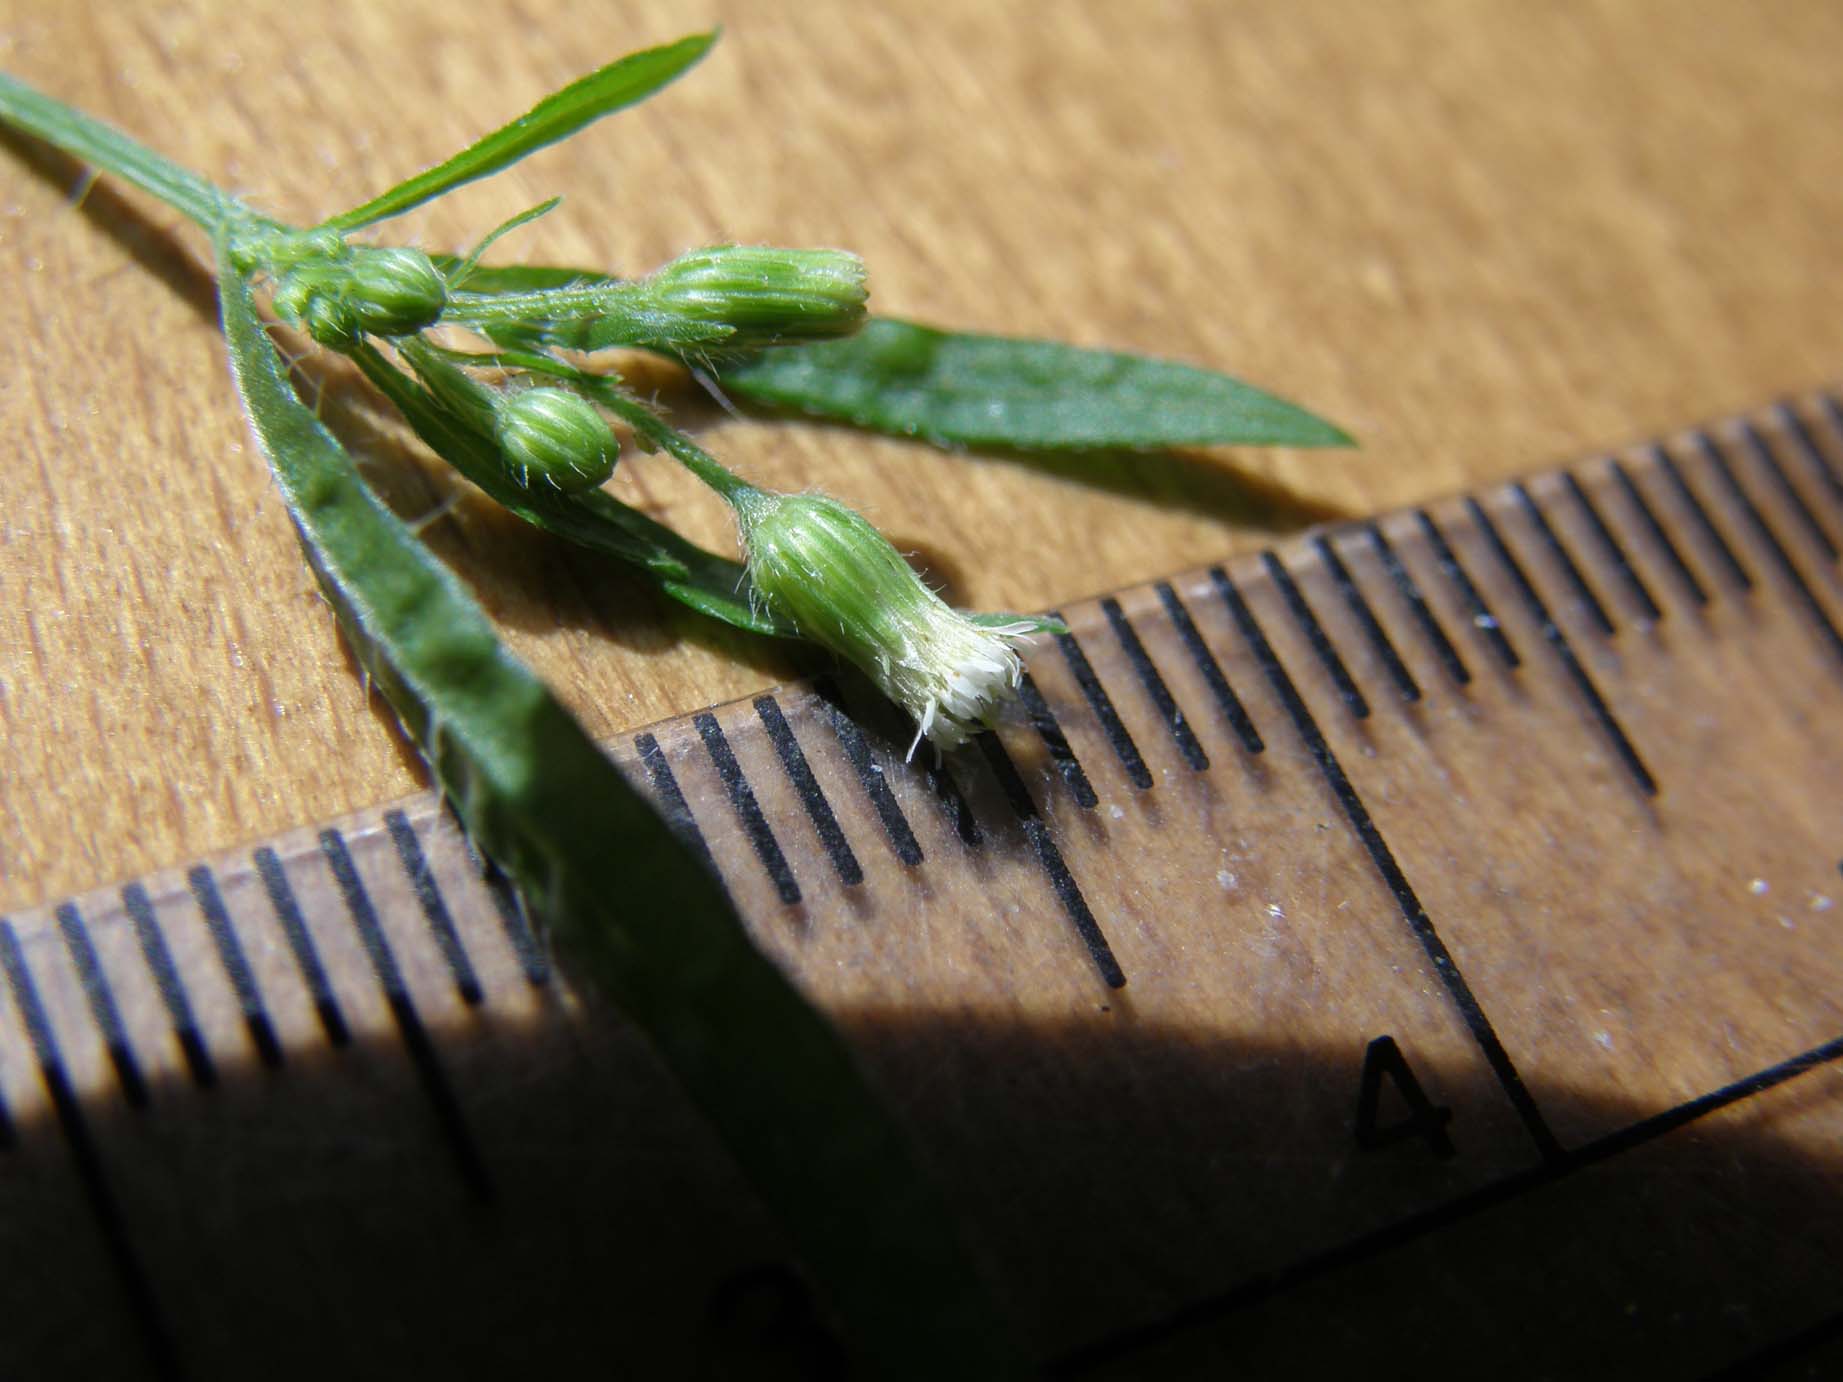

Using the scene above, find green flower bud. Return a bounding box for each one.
[269,268,320,326]
[646,245,867,349]
[343,246,448,337]
[269,245,445,347]
[302,293,361,350]
[735,490,1042,754]
[493,387,619,492]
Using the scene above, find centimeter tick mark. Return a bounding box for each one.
[1694,433,1843,665]
[0,919,181,1380]
[810,680,926,866]
[54,902,149,1109]
[1016,671,1100,809]
[1654,443,1754,591]
[1824,393,1843,451]
[1732,420,1835,560]
[320,829,494,1202]
[1512,483,1616,636]
[924,758,984,849]
[1101,597,1208,770]
[121,881,216,1087]
[696,713,802,906]
[1779,399,1843,506]
[385,811,485,1006]
[1261,552,1370,718]
[451,822,549,988]
[1561,472,1662,622]
[1417,510,1521,668]
[1464,499,1659,797]
[188,865,284,1068]
[755,696,866,886]
[254,846,352,1047]
[1052,617,1154,789]
[1210,567,1562,1162]
[1738,421,1839,561]
[1608,458,1709,607]
[975,732,1126,989]
[1311,536,1422,704]
[634,732,718,879]
[1155,581,1265,752]
[1366,522,1473,686]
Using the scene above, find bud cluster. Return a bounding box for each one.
[240,206,1039,744]
[267,241,449,348]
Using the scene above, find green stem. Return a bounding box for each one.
[354,340,791,636]
[592,388,760,504]
[422,340,763,505]
[0,70,240,230]
[444,281,732,355]
[444,281,642,324]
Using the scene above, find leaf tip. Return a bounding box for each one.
[1308,415,1358,449]
[679,27,721,64]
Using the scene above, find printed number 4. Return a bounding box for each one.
[1355,1035,1455,1159]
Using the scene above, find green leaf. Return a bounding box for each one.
[446,195,563,288]
[323,31,717,232]
[218,255,1020,1377]
[423,271,1352,453]
[0,70,240,229]
[717,316,1355,451]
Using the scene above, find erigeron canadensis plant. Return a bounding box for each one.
[0,30,1348,1374]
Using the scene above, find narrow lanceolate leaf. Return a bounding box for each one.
[218,256,1021,1378]
[323,31,716,231]
[718,316,1356,451]
[447,196,564,288]
[0,70,239,229]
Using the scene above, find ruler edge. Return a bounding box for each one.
[0,386,1840,1376]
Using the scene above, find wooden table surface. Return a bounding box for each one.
[5,0,1843,914]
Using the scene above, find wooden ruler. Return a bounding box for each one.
[4,394,1843,1380]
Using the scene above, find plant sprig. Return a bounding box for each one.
[1,30,1353,1371]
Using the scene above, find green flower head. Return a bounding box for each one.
[734,490,1055,755]
[342,246,449,337]
[646,245,868,350]
[493,387,619,492]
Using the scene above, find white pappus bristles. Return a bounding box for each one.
[733,491,1046,756]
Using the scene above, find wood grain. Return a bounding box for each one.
[1,415,1840,1374]
[4,0,1843,913]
